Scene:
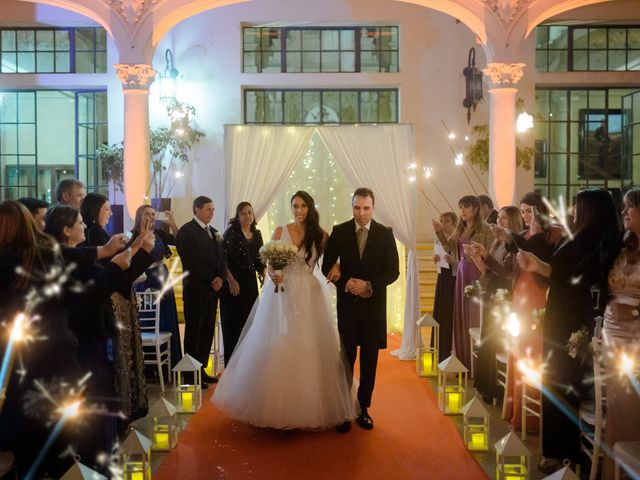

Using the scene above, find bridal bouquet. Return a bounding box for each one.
[259,240,299,292]
[566,326,592,365]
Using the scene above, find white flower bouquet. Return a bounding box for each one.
[464,280,482,299]
[259,240,299,292]
[566,326,592,365]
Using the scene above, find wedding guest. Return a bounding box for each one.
[517,188,621,472]
[55,178,85,209]
[433,195,493,369]
[81,193,155,427]
[601,187,640,480]
[469,206,523,402]
[432,211,458,361]
[479,194,499,224]
[220,202,265,365]
[131,205,182,366]
[18,197,47,230]
[44,205,133,472]
[176,196,226,385]
[492,191,563,429]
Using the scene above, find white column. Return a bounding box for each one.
[114,64,156,219]
[482,62,525,208]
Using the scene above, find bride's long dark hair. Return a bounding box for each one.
[291,190,325,266]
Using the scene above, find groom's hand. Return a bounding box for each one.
[326,264,341,283]
[346,278,370,297]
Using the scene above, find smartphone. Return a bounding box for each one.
[144,218,153,231]
[155,211,169,222]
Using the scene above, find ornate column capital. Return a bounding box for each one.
[115,63,156,90]
[482,62,526,88]
[484,0,527,25]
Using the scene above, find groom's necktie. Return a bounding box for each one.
[357,226,368,259]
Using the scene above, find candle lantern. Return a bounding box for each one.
[462,395,490,452]
[437,354,468,415]
[149,397,178,451]
[118,429,152,480]
[172,354,203,413]
[416,314,439,377]
[541,461,578,480]
[59,455,107,480]
[495,431,531,480]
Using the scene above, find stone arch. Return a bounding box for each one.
[16,0,114,38]
[523,0,616,39]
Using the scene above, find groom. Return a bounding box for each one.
[322,187,399,432]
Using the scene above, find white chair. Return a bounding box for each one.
[579,336,606,480]
[468,327,481,378]
[521,370,542,445]
[137,290,172,392]
[614,441,640,480]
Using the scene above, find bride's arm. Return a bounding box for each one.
[271,226,283,241]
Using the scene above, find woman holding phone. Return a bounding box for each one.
[131,204,182,366]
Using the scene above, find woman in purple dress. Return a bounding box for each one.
[433,195,493,369]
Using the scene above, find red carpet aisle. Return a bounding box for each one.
[154,334,488,480]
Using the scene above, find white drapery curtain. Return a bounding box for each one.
[224,125,419,360]
[316,125,419,360]
[224,125,315,224]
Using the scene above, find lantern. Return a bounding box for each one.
[149,397,178,451]
[416,314,439,377]
[159,49,178,104]
[495,431,531,480]
[118,429,152,480]
[437,354,468,415]
[172,354,203,413]
[462,395,490,452]
[541,461,578,480]
[462,47,483,124]
[59,456,107,480]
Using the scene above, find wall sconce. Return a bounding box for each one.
[463,47,483,124]
[159,49,179,104]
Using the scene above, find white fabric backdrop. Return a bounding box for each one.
[224,125,315,224]
[224,124,419,359]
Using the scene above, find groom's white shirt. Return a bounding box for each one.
[354,220,371,232]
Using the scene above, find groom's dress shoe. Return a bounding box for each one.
[336,421,351,433]
[356,410,374,430]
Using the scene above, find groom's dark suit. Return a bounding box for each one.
[176,219,226,368]
[322,218,399,410]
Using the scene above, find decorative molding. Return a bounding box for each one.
[485,0,526,24]
[482,62,526,87]
[115,64,156,90]
[107,0,158,26]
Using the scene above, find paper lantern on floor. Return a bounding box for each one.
[462,395,490,452]
[541,461,578,480]
[416,314,439,377]
[437,354,468,415]
[495,430,531,480]
[118,429,152,480]
[149,397,178,451]
[59,456,107,480]
[172,354,203,413]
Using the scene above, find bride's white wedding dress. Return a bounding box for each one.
[212,225,358,429]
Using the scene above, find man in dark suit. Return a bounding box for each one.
[478,194,498,224]
[176,196,226,384]
[322,188,399,432]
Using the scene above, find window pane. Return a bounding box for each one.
[55,30,70,50]
[55,52,70,72]
[629,29,640,48]
[379,90,396,122]
[321,52,339,72]
[340,52,355,72]
[302,30,320,51]
[573,50,588,70]
[589,50,606,70]
[572,28,588,49]
[1,53,17,72]
[244,52,259,72]
[550,90,568,121]
[36,30,54,50]
[360,51,379,72]
[261,51,280,73]
[18,124,36,154]
[95,28,106,50]
[628,50,640,70]
[536,26,548,49]
[18,157,37,187]
[360,28,377,50]
[589,28,606,48]
[549,26,567,49]
[36,52,54,72]
[76,51,94,73]
[322,92,340,123]
[360,91,379,123]
[2,31,16,50]
[340,92,357,122]
[340,30,355,50]
[535,50,548,71]
[95,51,106,72]
[17,52,35,72]
[0,125,18,154]
[569,90,588,121]
[264,91,282,123]
[589,90,606,110]
[549,153,568,184]
[244,91,264,123]
[285,30,301,50]
[285,52,301,73]
[243,28,260,50]
[609,50,626,71]
[19,91,36,124]
[302,51,320,72]
[535,90,549,119]
[380,51,394,72]
[17,31,35,51]
[284,92,302,123]
[383,27,398,49]
[608,28,626,49]
[0,93,17,122]
[548,50,567,71]
[302,91,320,121]
[75,28,94,50]
[321,30,339,50]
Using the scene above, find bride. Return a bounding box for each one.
[212,190,359,429]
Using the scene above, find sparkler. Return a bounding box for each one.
[0,313,28,412]
[506,312,521,338]
[619,352,640,395]
[541,196,575,241]
[154,258,189,304]
[402,164,443,215]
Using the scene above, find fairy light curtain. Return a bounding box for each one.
[223,124,419,359]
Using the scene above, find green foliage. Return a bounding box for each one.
[96,142,124,201]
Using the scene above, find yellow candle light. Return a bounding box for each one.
[470,432,487,450]
[422,352,434,375]
[154,431,169,450]
[448,392,462,413]
[125,462,145,480]
[181,391,193,412]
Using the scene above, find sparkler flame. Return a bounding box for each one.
[620,352,635,376]
[507,312,520,337]
[9,313,26,342]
